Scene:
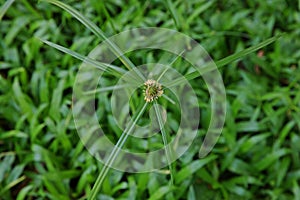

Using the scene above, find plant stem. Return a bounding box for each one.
[88,102,148,200]
[153,102,174,185]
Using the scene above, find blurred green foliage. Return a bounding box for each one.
[0,0,300,199]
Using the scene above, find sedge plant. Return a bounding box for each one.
[38,0,282,199]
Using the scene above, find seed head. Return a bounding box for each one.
[143,79,163,102]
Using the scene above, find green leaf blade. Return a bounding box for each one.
[167,34,283,88]
[40,0,145,81]
[0,0,15,21]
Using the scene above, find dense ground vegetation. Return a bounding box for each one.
[0,0,300,199]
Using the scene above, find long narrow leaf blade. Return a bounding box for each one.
[84,84,133,95]
[89,103,148,200]
[0,0,15,21]
[39,39,143,85]
[38,38,125,75]
[40,0,145,81]
[215,34,283,68]
[167,34,282,88]
[164,0,181,30]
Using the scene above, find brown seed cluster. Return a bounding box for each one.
[143,79,163,102]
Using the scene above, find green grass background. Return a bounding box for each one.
[1,0,300,199]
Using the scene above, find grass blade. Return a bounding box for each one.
[0,0,15,21]
[161,94,175,105]
[84,84,133,95]
[153,102,174,185]
[41,38,143,114]
[215,34,282,68]
[157,50,185,82]
[39,39,143,85]
[0,175,26,195]
[186,1,214,25]
[39,38,125,75]
[99,2,117,33]
[40,0,145,82]
[164,0,181,30]
[167,34,282,88]
[175,155,217,184]
[158,51,185,105]
[148,185,173,200]
[89,102,148,200]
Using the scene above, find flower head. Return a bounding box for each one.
[143,79,163,102]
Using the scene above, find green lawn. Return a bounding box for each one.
[0,0,300,199]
